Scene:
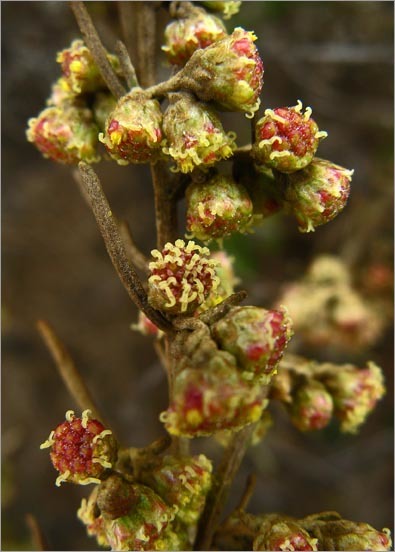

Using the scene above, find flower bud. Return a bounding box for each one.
[160,353,265,437]
[148,239,220,315]
[284,158,353,232]
[323,361,385,433]
[200,1,242,19]
[26,105,100,164]
[99,90,163,165]
[289,381,334,431]
[303,517,392,551]
[179,27,263,116]
[92,92,117,132]
[46,77,77,107]
[212,305,293,382]
[40,410,117,486]
[253,519,318,551]
[186,174,253,241]
[57,39,120,94]
[162,93,236,173]
[140,454,212,524]
[253,101,327,173]
[163,6,227,66]
[103,484,176,551]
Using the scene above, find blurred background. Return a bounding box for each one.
[2,1,393,549]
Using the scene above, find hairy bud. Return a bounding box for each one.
[179,27,263,116]
[162,93,236,173]
[100,90,163,165]
[289,381,334,431]
[163,6,226,66]
[186,174,253,241]
[26,105,100,164]
[212,305,293,383]
[253,101,327,173]
[285,158,353,232]
[253,519,318,551]
[40,410,117,486]
[148,239,220,315]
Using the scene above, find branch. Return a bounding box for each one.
[25,513,49,551]
[70,1,126,99]
[134,2,157,87]
[199,290,248,325]
[117,1,136,68]
[150,162,179,249]
[195,422,257,550]
[77,162,173,333]
[115,40,139,89]
[36,319,106,424]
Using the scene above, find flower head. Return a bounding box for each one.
[148,239,220,315]
[26,105,100,164]
[40,410,117,486]
[212,305,293,383]
[289,381,334,431]
[186,174,253,241]
[285,158,353,232]
[323,361,385,433]
[57,39,120,94]
[100,90,163,165]
[180,27,264,116]
[162,6,227,66]
[253,101,327,173]
[162,93,236,173]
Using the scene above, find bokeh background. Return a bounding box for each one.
[2,1,393,550]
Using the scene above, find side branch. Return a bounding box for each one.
[36,319,105,423]
[150,162,179,249]
[70,1,126,99]
[77,162,173,333]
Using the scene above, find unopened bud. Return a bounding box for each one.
[200,1,242,19]
[289,381,334,431]
[97,474,137,520]
[163,6,226,66]
[100,90,163,165]
[285,158,353,232]
[162,93,236,173]
[40,410,117,486]
[57,39,120,94]
[26,105,100,164]
[253,101,327,173]
[212,305,293,382]
[186,174,253,241]
[148,239,220,315]
[254,519,318,551]
[179,27,263,116]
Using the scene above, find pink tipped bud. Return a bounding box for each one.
[26,105,100,164]
[161,353,265,437]
[285,158,353,232]
[289,381,334,431]
[254,520,318,551]
[162,93,236,173]
[148,239,220,315]
[323,362,385,433]
[140,454,212,524]
[212,305,293,382]
[40,410,117,486]
[100,90,163,165]
[46,77,77,108]
[163,6,227,66]
[200,1,242,19]
[57,39,120,94]
[253,101,327,173]
[186,174,253,241]
[180,27,263,116]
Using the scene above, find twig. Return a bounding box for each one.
[199,290,248,325]
[117,1,136,66]
[77,162,173,333]
[195,422,257,550]
[115,40,139,89]
[134,2,157,87]
[150,162,179,249]
[237,473,257,511]
[118,219,149,274]
[70,1,126,99]
[36,319,105,424]
[25,513,49,551]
